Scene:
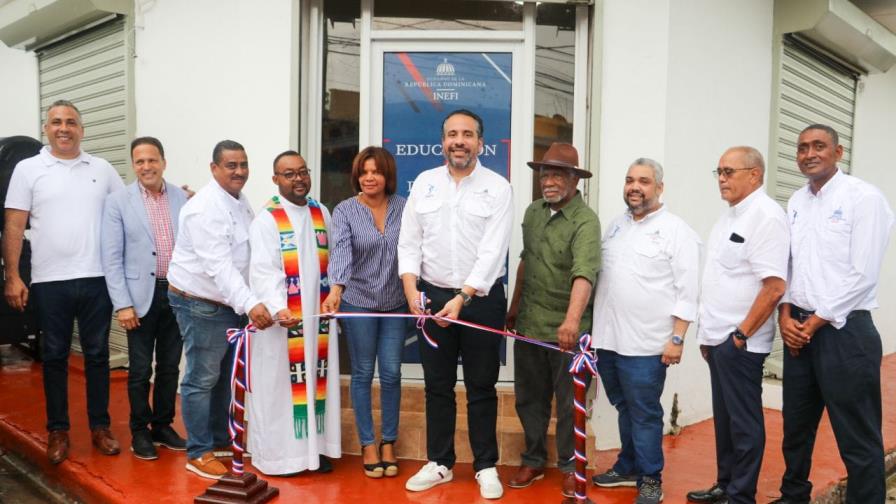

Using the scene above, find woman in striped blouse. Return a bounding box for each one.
[322,146,407,478]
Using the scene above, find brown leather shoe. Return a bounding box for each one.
[562,472,576,498]
[186,452,228,480]
[47,430,69,464]
[507,465,544,489]
[91,427,121,455]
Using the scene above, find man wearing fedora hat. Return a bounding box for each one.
[505,142,601,498]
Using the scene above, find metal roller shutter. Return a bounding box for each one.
[37,17,130,367]
[774,36,858,205]
[766,36,859,378]
[38,17,130,179]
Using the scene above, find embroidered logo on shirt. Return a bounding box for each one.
[829,207,845,224]
[424,184,437,198]
[473,188,495,206]
[607,224,621,240]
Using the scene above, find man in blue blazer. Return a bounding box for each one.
[101,137,189,460]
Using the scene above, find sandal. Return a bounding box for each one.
[380,440,399,477]
[362,444,383,478]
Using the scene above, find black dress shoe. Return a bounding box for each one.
[316,455,333,473]
[687,482,726,503]
[131,431,159,460]
[151,425,186,451]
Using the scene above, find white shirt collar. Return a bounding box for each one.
[39,146,90,166]
[626,204,666,224]
[440,159,484,183]
[729,186,765,217]
[809,168,844,197]
[209,177,247,209]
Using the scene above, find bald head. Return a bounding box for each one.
[716,146,765,206]
[723,146,765,178]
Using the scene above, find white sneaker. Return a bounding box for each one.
[475,467,504,499]
[405,461,453,491]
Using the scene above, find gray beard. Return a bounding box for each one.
[446,150,474,170]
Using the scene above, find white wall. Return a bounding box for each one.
[133,0,296,209]
[0,42,39,139]
[592,0,775,448]
[851,66,896,355]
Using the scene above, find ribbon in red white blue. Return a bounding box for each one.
[226,323,256,475]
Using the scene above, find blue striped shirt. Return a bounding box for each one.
[330,194,407,311]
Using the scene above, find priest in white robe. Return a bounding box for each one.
[247,151,340,475]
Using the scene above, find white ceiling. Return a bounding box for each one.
[852,0,896,33]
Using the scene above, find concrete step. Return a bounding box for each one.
[338,378,598,467]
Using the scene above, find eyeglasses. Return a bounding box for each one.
[276,169,311,181]
[712,167,754,179]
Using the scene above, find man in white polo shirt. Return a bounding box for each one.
[3,99,125,464]
[591,157,700,504]
[688,146,788,504]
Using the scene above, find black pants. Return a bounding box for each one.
[417,280,504,472]
[514,342,582,473]
[127,281,184,433]
[707,335,768,504]
[780,307,884,503]
[31,277,113,432]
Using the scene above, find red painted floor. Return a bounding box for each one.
[0,346,893,504]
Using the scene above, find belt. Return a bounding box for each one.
[155,277,169,287]
[791,305,869,323]
[168,284,229,309]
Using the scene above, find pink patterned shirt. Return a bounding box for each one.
[140,182,175,279]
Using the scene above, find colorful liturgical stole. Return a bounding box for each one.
[264,195,330,439]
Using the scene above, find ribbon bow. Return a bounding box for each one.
[568,332,598,377]
[226,323,256,474]
[226,324,256,394]
[416,291,439,349]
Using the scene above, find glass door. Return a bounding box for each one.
[368,38,530,381]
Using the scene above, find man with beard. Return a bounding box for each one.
[246,151,340,475]
[590,158,700,504]
[688,147,788,504]
[167,140,274,479]
[769,125,893,504]
[505,143,600,498]
[399,109,513,499]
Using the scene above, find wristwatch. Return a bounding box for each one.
[457,291,472,306]
[671,335,684,346]
[731,327,748,343]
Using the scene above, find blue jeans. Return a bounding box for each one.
[339,301,407,446]
[596,350,667,484]
[31,277,113,432]
[168,291,241,459]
